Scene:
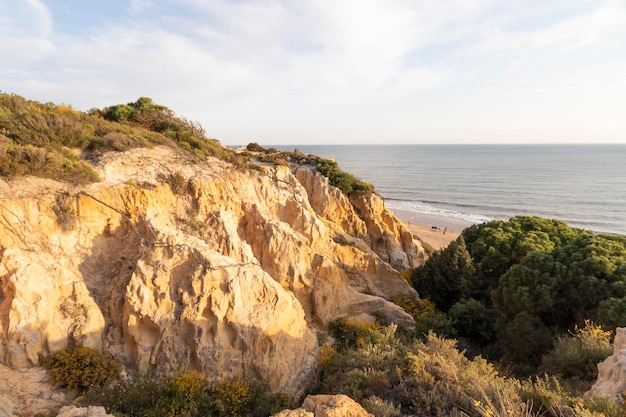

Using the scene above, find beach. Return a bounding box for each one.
[393,209,470,251]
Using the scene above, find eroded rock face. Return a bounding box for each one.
[0,146,420,413]
[587,327,626,401]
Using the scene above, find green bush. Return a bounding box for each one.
[84,376,168,417]
[540,321,612,382]
[207,377,251,417]
[448,299,497,346]
[410,237,476,312]
[393,296,456,339]
[83,371,286,417]
[318,319,623,417]
[598,297,626,329]
[361,395,401,417]
[40,347,120,393]
[315,158,372,197]
[246,142,264,152]
[0,93,245,183]
[328,318,381,350]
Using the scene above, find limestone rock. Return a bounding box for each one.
[273,394,373,417]
[587,327,626,401]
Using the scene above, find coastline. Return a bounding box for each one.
[392,209,474,251]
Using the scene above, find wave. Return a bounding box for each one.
[385,199,493,225]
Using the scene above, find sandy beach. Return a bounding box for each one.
[392,209,473,251]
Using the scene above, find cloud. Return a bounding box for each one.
[465,0,626,56]
[0,0,54,62]
[1,0,625,144]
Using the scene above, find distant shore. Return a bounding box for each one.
[392,209,474,251]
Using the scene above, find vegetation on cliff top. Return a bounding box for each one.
[245,142,373,197]
[0,93,372,198]
[0,93,241,183]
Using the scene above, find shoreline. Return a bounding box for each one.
[392,209,474,251]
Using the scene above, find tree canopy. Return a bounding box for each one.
[411,216,626,369]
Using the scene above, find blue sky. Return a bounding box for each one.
[2,0,626,145]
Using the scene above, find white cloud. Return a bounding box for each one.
[0,0,54,61]
[1,0,625,144]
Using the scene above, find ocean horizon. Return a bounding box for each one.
[273,144,626,236]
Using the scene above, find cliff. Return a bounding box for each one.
[0,145,421,412]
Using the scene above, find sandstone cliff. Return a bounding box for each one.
[0,146,421,412]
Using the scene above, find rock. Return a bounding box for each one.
[0,364,66,417]
[0,146,419,410]
[56,405,114,417]
[273,394,373,417]
[587,327,626,401]
[0,392,15,417]
[273,409,314,417]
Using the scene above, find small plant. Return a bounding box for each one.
[40,346,121,393]
[328,318,381,350]
[208,377,251,417]
[167,171,187,194]
[540,320,612,382]
[53,194,76,231]
[361,395,401,417]
[246,142,264,152]
[82,375,167,416]
[332,234,352,246]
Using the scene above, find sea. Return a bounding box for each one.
[274,144,626,236]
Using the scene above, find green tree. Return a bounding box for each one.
[598,297,626,328]
[449,299,497,346]
[492,251,558,320]
[411,236,475,312]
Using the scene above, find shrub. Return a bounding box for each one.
[448,298,497,346]
[540,320,612,382]
[315,158,372,197]
[161,370,207,415]
[521,375,572,416]
[392,296,455,338]
[53,194,76,231]
[207,377,251,417]
[40,347,120,393]
[0,93,246,183]
[598,297,626,329]
[361,395,401,417]
[584,394,626,417]
[328,318,381,350]
[246,142,264,152]
[83,376,168,417]
[166,171,188,194]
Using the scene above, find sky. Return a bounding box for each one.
[2,0,626,146]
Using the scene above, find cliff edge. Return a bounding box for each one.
[0,145,421,413]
